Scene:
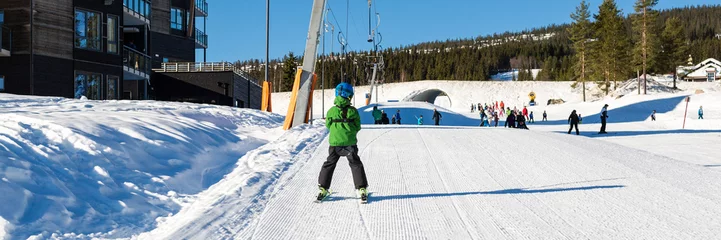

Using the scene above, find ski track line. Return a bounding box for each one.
[248,131,328,240]
[389,131,426,239]
[416,129,477,240]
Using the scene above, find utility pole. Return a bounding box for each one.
[265,0,270,85]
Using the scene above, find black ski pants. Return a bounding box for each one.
[568,122,579,135]
[318,146,368,190]
[600,117,607,133]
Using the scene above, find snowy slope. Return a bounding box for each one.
[233,113,721,239]
[0,94,285,239]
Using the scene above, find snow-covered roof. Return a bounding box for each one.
[678,58,721,79]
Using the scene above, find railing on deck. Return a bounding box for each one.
[124,0,151,19]
[123,46,151,76]
[155,62,260,86]
[195,28,208,48]
[196,0,209,15]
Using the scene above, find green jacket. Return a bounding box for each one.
[326,96,361,146]
[372,109,382,120]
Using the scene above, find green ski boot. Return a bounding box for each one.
[315,186,331,203]
[358,188,369,204]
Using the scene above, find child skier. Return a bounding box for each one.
[416,115,424,125]
[651,110,656,121]
[699,106,704,119]
[542,110,548,121]
[317,83,369,203]
[529,111,535,123]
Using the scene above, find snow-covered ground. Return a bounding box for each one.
[0,95,289,239]
[2,79,720,239]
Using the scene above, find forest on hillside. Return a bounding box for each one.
[236,4,721,92]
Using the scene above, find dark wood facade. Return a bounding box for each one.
[153,71,262,109]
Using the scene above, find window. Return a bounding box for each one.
[171,8,185,31]
[0,10,4,24]
[709,72,716,82]
[74,71,102,99]
[75,9,102,51]
[107,15,119,54]
[107,75,119,100]
[0,75,5,91]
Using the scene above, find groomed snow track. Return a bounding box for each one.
[237,126,721,239]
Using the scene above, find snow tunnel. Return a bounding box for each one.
[409,89,452,108]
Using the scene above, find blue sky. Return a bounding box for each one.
[196,0,719,62]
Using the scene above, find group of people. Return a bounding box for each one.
[371,107,402,125]
[371,107,444,126]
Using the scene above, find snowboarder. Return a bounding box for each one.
[698,106,704,119]
[505,112,516,128]
[395,110,402,125]
[317,83,368,202]
[416,115,424,125]
[568,110,580,135]
[432,108,443,126]
[529,111,535,123]
[381,110,389,124]
[542,110,548,121]
[599,104,609,134]
[372,106,382,124]
[651,110,656,121]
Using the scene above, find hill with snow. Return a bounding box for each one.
[1,79,720,239]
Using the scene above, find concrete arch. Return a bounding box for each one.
[407,89,452,108]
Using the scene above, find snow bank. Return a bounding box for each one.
[0,94,284,239]
[134,121,327,240]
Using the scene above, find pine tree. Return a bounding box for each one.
[660,17,688,89]
[594,0,630,96]
[633,0,660,95]
[569,0,592,101]
[281,52,299,92]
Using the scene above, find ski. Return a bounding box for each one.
[314,190,332,203]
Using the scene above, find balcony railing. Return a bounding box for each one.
[1,26,10,55]
[155,62,260,86]
[195,28,208,48]
[124,0,151,22]
[195,0,209,16]
[123,46,151,77]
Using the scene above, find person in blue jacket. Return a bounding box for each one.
[699,106,704,119]
[394,110,402,124]
[416,115,424,125]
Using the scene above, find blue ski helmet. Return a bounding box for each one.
[335,82,354,99]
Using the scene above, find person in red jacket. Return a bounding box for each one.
[522,106,529,120]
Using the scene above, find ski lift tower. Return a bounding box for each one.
[283,0,327,130]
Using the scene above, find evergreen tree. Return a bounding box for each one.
[594,0,630,96]
[281,52,299,92]
[633,0,660,95]
[569,0,592,101]
[660,17,688,89]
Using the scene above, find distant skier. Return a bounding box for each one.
[522,106,529,120]
[505,107,512,117]
[651,110,656,121]
[381,110,389,124]
[471,104,475,113]
[372,106,382,124]
[493,111,500,127]
[500,101,505,112]
[317,83,368,202]
[542,110,548,121]
[516,112,528,129]
[698,106,704,119]
[416,115,424,125]
[505,112,516,128]
[482,110,491,127]
[529,111,535,123]
[479,110,487,126]
[395,110,402,125]
[578,114,583,124]
[568,110,580,135]
[599,104,609,134]
[391,116,396,124]
[432,108,443,126]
